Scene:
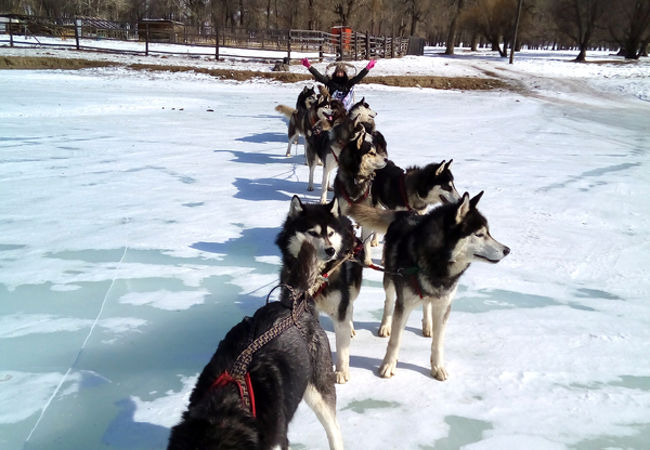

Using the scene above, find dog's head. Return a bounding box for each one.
[298,85,318,110]
[414,159,461,206]
[340,129,387,177]
[348,97,377,128]
[282,196,346,268]
[449,192,510,265]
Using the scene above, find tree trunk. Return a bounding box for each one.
[445,0,465,55]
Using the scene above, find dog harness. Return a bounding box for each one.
[335,178,370,206]
[209,292,309,418]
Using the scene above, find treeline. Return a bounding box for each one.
[2,0,649,59]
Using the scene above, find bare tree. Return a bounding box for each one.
[607,0,650,59]
[445,0,465,54]
[550,0,605,62]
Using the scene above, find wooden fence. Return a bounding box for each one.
[1,15,410,62]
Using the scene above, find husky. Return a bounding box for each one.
[304,98,366,204]
[350,192,510,381]
[276,196,364,384]
[168,242,344,450]
[371,159,461,213]
[334,130,388,264]
[347,97,377,133]
[275,85,318,157]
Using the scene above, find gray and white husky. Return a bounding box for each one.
[276,196,365,384]
[350,192,510,381]
[275,85,319,157]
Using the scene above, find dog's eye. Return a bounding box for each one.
[308,231,320,237]
[327,230,334,238]
[369,151,376,156]
[475,232,485,238]
[441,184,452,192]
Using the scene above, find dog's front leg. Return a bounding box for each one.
[320,157,333,204]
[360,227,375,265]
[379,289,417,378]
[429,298,453,381]
[333,316,353,383]
[422,302,433,337]
[378,276,396,337]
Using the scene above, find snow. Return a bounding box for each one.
[1,40,650,449]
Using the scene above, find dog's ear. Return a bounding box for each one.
[470,191,484,209]
[445,159,453,170]
[455,192,471,224]
[328,197,340,217]
[289,195,304,218]
[360,97,365,104]
[435,160,446,176]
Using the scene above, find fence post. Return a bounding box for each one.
[338,30,343,61]
[74,18,80,50]
[354,31,358,60]
[145,23,149,56]
[9,21,14,47]
[365,31,370,59]
[383,36,388,58]
[391,36,395,58]
[287,30,291,63]
[215,25,220,60]
[319,41,323,62]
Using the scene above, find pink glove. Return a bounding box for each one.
[301,58,311,68]
[366,59,376,70]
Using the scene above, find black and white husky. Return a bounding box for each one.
[275,85,319,157]
[168,242,344,450]
[276,196,364,384]
[371,159,460,213]
[334,130,388,264]
[350,192,510,381]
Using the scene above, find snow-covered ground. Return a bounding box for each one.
[1,42,649,449]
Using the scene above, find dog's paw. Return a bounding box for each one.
[285,152,291,157]
[431,365,448,381]
[371,235,379,247]
[378,324,391,337]
[350,327,356,338]
[328,185,333,191]
[422,322,432,337]
[307,186,314,191]
[335,370,350,384]
[378,360,397,378]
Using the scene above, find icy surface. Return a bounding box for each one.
[1,45,649,449]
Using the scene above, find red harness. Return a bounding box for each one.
[336,178,370,206]
[211,371,257,417]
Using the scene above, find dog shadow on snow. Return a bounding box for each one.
[213,147,304,166]
[319,320,432,378]
[233,177,311,202]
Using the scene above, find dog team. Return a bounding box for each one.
[167,60,510,449]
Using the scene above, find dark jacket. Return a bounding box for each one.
[308,66,370,97]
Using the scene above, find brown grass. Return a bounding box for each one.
[0,55,510,90]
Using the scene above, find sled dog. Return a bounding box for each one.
[350,192,510,381]
[275,85,319,157]
[304,98,367,204]
[168,242,344,450]
[276,196,364,384]
[334,130,388,264]
[371,159,461,213]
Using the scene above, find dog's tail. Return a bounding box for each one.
[275,104,296,118]
[349,203,397,235]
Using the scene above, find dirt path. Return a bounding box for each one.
[0,55,512,91]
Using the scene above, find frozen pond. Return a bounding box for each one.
[1,64,649,449]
